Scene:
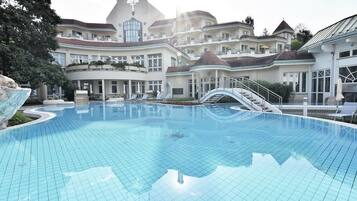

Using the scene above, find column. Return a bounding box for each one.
[191,73,195,99]
[59,86,62,99]
[208,77,211,91]
[77,80,81,89]
[138,82,141,94]
[198,77,201,99]
[102,79,105,101]
[215,70,218,89]
[123,82,126,95]
[128,80,132,99]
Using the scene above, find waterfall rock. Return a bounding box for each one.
[0,75,31,129]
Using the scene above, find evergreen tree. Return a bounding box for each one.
[0,0,67,88]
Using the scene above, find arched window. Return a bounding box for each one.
[123,18,143,42]
[339,66,357,83]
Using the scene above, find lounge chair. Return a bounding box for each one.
[328,102,357,123]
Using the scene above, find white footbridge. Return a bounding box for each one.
[200,79,283,114]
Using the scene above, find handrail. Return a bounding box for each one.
[241,79,283,109]
[232,79,267,111]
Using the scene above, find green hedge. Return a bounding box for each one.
[255,80,292,103]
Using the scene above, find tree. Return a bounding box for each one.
[245,16,254,26]
[291,40,303,51]
[0,0,68,89]
[291,24,313,50]
[296,29,313,44]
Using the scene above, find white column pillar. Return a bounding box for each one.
[198,77,201,98]
[77,80,81,89]
[192,73,195,99]
[128,80,132,99]
[215,70,218,89]
[59,86,62,99]
[123,81,126,95]
[138,82,141,94]
[102,79,105,101]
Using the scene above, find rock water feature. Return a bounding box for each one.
[0,75,31,129]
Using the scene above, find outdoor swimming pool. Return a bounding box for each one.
[0,103,357,201]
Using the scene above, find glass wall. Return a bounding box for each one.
[311,69,330,105]
[51,52,66,67]
[123,18,143,42]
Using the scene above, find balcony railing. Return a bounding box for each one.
[57,34,115,42]
[65,64,147,73]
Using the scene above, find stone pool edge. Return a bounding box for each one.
[230,106,357,129]
[1,107,56,132]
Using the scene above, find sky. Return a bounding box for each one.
[51,0,357,35]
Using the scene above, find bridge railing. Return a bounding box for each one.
[236,79,283,109]
[230,79,268,109]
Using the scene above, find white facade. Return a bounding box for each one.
[106,0,164,42]
[300,14,357,104]
[48,1,357,105]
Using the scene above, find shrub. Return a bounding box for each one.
[8,112,34,126]
[111,63,126,70]
[89,60,105,67]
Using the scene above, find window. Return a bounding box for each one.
[188,79,197,97]
[112,56,127,64]
[311,69,331,104]
[339,51,350,58]
[278,44,283,52]
[339,66,357,83]
[131,55,144,66]
[148,81,162,92]
[123,18,143,42]
[243,31,248,36]
[353,49,357,56]
[241,45,248,52]
[172,88,184,95]
[72,30,82,38]
[100,56,111,63]
[222,47,231,54]
[204,35,212,42]
[70,54,88,64]
[222,33,230,40]
[51,52,66,67]
[283,72,307,93]
[148,54,162,72]
[171,57,177,67]
[111,81,118,94]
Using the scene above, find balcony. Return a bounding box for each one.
[147,34,173,41]
[65,63,149,81]
[176,36,241,47]
[65,64,147,73]
[57,34,116,42]
[189,49,279,60]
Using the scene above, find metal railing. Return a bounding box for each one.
[230,78,267,110]
[239,79,283,109]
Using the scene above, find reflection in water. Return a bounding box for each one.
[0,103,356,200]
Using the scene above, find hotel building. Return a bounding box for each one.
[44,0,357,105]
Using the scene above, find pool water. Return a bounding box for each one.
[0,103,357,201]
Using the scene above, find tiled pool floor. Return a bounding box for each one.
[0,103,356,200]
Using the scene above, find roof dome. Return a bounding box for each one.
[193,51,229,67]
